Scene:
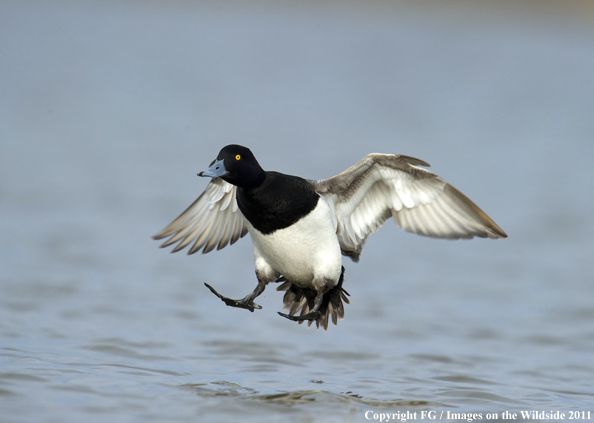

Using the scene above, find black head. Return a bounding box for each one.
[198,144,265,189]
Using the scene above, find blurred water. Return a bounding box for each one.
[1,1,594,422]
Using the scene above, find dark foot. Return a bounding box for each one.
[277,311,321,322]
[204,283,262,312]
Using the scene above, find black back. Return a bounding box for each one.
[237,171,319,234]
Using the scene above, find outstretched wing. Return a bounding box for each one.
[153,178,248,254]
[314,154,507,262]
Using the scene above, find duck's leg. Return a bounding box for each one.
[204,282,266,312]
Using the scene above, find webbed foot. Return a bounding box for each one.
[204,283,263,312]
[277,311,321,322]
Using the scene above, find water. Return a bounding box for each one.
[1,1,594,422]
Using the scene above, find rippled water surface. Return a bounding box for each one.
[2,1,594,422]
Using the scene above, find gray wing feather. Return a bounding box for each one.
[314,154,506,261]
[153,178,247,254]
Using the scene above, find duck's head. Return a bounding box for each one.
[198,144,265,189]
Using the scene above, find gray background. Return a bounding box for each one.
[1,1,593,422]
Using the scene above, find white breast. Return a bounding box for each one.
[246,197,342,290]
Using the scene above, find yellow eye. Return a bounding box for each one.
[235,154,241,160]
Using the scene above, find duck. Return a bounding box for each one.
[153,144,507,330]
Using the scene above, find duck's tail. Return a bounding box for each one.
[276,266,350,331]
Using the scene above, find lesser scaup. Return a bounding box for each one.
[154,144,507,330]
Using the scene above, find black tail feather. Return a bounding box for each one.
[276,267,350,331]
